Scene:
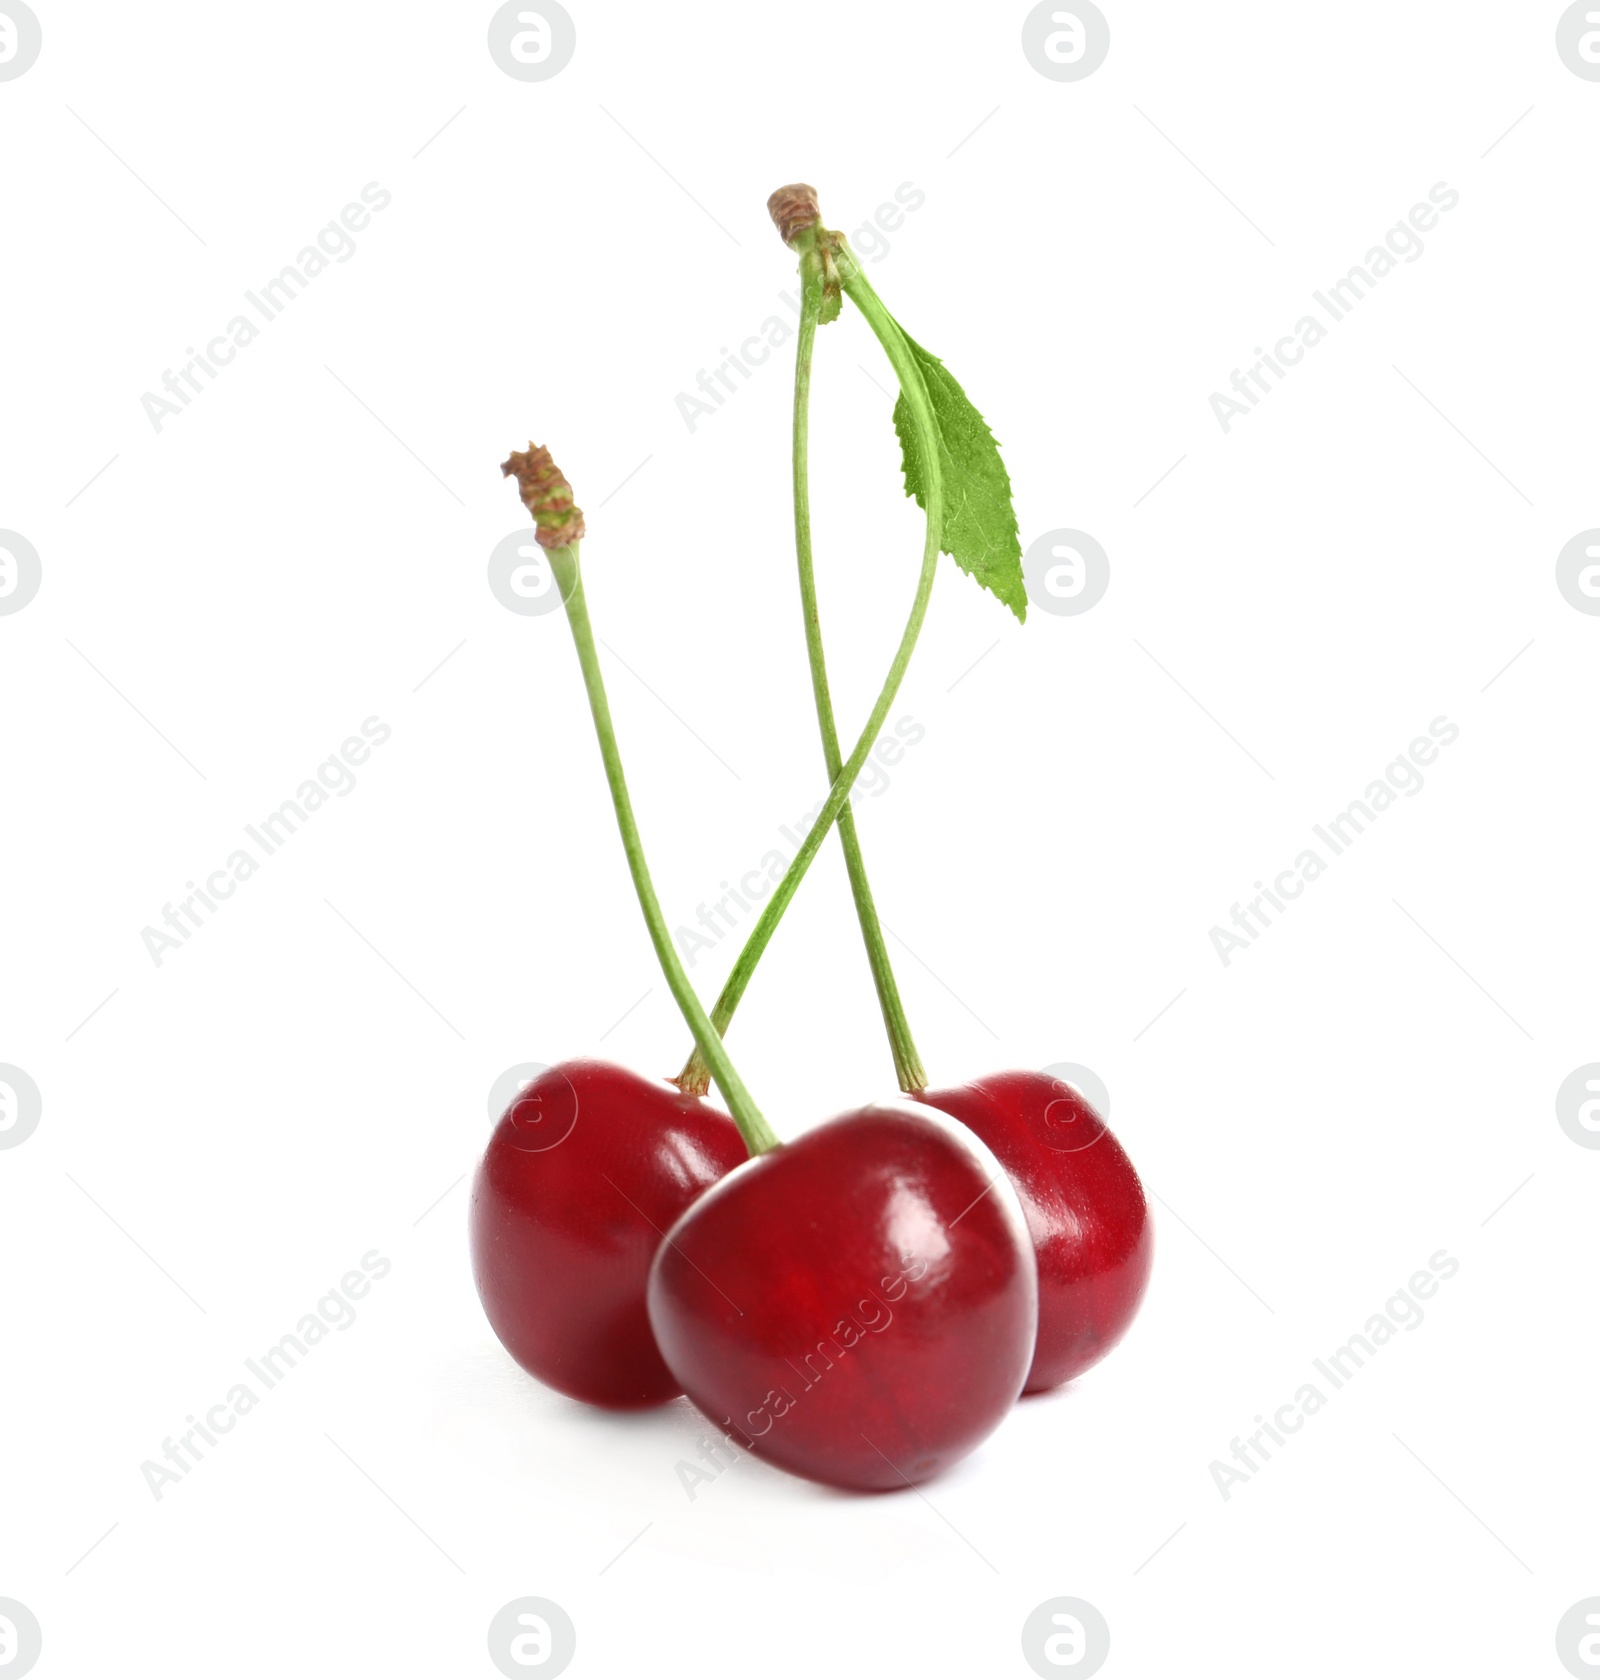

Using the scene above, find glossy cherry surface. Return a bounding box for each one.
[470,1058,747,1409]
[917,1071,1152,1393]
[647,1102,1037,1491]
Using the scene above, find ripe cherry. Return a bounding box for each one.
[917,1071,1152,1394]
[646,1102,1037,1491]
[470,1058,746,1409]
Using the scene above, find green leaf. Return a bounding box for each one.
[891,329,1026,622]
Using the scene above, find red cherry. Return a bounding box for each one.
[646,1102,1037,1491]
[917,1071,1152,1394]
[470,1058,746,1409]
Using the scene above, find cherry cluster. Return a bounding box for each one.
[469,186,1151,1493]
[473,1062,1149,1491]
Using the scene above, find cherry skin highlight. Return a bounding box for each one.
[646,1102,1037,1491]
[470,1058,746,1409]
[917,1071,1152,1394]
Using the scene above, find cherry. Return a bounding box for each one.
[470,1058,747,1409]
[916,1071,1152,1394]
[646,1102,1037,1491]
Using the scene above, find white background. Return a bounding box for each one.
[3,2,1598,1676]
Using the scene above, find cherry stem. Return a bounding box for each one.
[675,239,943,1096]
[544,540,780,1156]
[789,231,926,1092]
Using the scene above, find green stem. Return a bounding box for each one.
[546,540,779,1155]
[677,241,943,1096]
[789,235,926,1092]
